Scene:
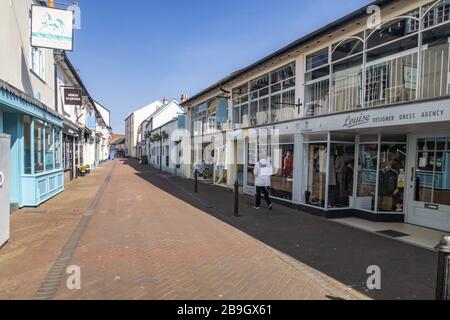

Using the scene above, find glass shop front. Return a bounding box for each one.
[303,132,407,216]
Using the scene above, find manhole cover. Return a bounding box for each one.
[376,230,410,238]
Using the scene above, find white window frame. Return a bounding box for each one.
[30,46,46,81]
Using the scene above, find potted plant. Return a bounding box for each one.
[78,165,86,177]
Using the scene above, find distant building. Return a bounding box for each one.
[137,99,184,161]
[125,100,162,158]
[110,134,126,158]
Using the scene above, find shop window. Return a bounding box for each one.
[270,143,294,201]
[24,116,32,174]
[246,139,265,188]
[45,124,54,171]
[378,144,407,212]
[416,137,450,206]
[34,119,44,174]
[55,128,62,170]
[64,135,73,170]
[329,144,355,208]
[306,143,328,208]
[214,144,227,186]
[356,144,378,211]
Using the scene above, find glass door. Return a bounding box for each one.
[245,139,257,191]
[408,136,450,232]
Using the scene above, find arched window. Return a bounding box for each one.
[332,36,364,62]
[421,0,450,98]
[367,14,420,50]
[364,12,421,108]
[422,0,450,29]
[331,35,365,113]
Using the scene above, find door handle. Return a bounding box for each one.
[411,167,416,183]
[0,172,4,188]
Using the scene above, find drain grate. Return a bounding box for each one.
[376,230,410,238]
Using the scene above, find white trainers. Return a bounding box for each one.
[254,207,261,210]
[268,204,273,211]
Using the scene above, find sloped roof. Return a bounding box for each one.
[182,0,395,106]
[0,79,62,119]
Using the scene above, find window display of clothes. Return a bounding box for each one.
[378,145,406,212]
[271,145,294,200]
[282,151,294,177]
[329,145,355,208]
[308,144,327,207]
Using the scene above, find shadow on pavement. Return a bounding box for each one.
[124,159,437,300]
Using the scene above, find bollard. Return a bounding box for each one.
[435,236,450,300]
[234,179,240,217]
[194,169,198,193]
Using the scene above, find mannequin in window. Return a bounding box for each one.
[334,148,345,204]
[328,150,337,208]
[379,159,400,211]
[282,150,294,178]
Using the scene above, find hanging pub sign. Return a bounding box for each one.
[64,88,82,106]
[31,5,74,51]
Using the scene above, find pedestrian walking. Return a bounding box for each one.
[254,159,273,210]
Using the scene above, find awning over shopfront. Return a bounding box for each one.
[0,79,62,127]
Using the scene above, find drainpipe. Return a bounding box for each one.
[160,127,162,172]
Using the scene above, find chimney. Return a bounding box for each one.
[180,94,188,103]
[163,96,169,105]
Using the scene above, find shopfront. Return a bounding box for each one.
[244,132,296,202]
[408,134,450,232]
[0,82,64,208]
[299,97,450,231]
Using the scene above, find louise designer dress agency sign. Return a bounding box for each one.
[31,6,74,51]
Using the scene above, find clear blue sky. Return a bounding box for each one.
[68,0,372,133]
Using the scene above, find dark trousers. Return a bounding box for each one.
[256,186,271,208]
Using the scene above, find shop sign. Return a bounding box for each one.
[301,99,450,133]
[31,6,74,51]
[64,88,82,106]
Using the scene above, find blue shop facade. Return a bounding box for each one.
[0,81,64,208]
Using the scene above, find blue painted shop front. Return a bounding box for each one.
[0,84,64,208]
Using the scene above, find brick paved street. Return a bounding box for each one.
[0,159,365,300]
[0,163,113,300]
[0,159,438,300]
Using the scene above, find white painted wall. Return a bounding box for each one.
[0,0,56,109]
[125,100,162,158]
[150,100,184,131]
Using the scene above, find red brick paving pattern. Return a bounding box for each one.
[55,161,366,300]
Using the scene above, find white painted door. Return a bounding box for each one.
[0,134,10,247]
[407,136,450,232]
